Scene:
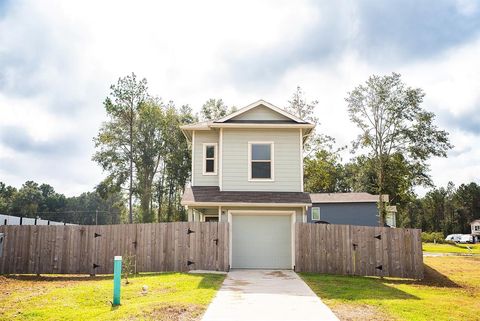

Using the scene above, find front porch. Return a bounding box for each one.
[187,206,224,222]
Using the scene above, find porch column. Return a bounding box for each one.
[187,208,194,222]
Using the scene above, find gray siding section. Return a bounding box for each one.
[222,128,302,192]
[232,105,291,121]
[193,130,218,186]
[307,202,379,226]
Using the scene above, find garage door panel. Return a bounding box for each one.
[232,215,292,269]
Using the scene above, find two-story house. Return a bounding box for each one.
[181,100,314,269]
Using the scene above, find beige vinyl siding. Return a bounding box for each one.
[222,128,302,192]
[231,105,291,121]
[193,130,219,186]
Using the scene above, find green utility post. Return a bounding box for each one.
[113,256,122,306]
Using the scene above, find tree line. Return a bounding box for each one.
[0,181,125,225]
[1,72,478,234]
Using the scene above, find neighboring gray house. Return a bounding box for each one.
[181,100,314,269]
[307,193,394,227]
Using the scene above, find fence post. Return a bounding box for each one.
[113,256,122,306]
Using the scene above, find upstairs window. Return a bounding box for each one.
[475,225,480,231]
[311,207,321,221]
[249,142,274,180]
[203,143,217,175]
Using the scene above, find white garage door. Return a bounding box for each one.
[232,214,292,269]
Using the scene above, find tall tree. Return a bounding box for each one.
[0,182,16,214]
[303,149,348,193]
[200,98,236,120]
[285,86,336,156]
[452,182,480,233]
[10,181,42,217]
[134,99,165,222]
[93,73,149,223]
[421,182,456,234]
[346,73,452,225]
[154,104,195,222]
[285,86,342,196]
[285,86,319,124]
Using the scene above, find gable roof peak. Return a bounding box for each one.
[214,99,309,124]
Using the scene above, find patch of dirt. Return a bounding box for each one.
[139,304,204,321]
[0,274,101,301]
[331,304,394,321]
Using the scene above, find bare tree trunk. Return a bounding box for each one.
[157,165,165,222]
[167,182,173,221]
[378,157,386,226]
[128,109,134,224]
[150,192,154,222]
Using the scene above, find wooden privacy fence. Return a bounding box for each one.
[0,222,423,278]
[295,223,423,279]
[0,222,229,274]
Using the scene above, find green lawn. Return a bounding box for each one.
[0,272,225,321]
[422,242,480,254]
[301,256,480,321]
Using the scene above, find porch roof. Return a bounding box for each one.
[181,186,311,207]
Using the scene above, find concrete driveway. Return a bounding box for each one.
[201,270,339,321]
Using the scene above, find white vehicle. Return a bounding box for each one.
[445,234,462,242]
[458,234,474,244]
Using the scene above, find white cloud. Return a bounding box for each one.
[0,0,479,196]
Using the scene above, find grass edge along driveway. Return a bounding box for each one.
[300,256,480,321]
[0,272,225,321]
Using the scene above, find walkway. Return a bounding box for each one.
[201,270,339,321]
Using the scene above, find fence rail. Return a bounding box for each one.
[295,223,423,279]
[0,222,229,274]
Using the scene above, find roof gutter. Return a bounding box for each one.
[181,201,312,207]
[209,123,315,129]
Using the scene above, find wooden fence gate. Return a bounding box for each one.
[295,223,423,279]
[0,222,229,274]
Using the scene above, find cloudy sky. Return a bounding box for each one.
[0,0,479,196]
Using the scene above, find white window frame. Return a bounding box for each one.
[475,225,480,231]
[202,143,217,175]
[248,141,274,181]
[311,207,321,221]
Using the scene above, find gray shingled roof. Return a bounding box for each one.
[310,192,388,203]
[181,186,311,205]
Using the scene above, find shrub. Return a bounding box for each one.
[122,255,136,285]
[421,231,445,243]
